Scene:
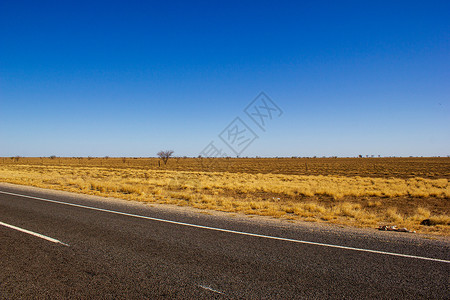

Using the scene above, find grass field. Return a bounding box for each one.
[1,157,449,235]
[2,156,449,179]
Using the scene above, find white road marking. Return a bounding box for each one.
[198,285,224,294]
[1,190,449,264]
[0,221,69,246]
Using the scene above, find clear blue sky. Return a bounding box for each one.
[1,1,449,157]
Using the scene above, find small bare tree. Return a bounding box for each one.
[157,150,174,165]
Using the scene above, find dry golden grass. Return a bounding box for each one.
[0,162,449,235]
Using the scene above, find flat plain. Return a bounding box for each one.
[0,157,448,235]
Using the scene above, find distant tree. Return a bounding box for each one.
[157,150,174,165]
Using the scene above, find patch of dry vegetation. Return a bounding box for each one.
[0,163,448,235]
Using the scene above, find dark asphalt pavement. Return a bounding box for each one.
[0,183,449,299]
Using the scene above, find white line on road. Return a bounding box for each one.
[1,190,449,263]
[198,285,225,295]
[0,221,69,246]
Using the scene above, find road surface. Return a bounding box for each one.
[0,183,449,299]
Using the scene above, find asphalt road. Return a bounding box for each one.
[1,183,449,299]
